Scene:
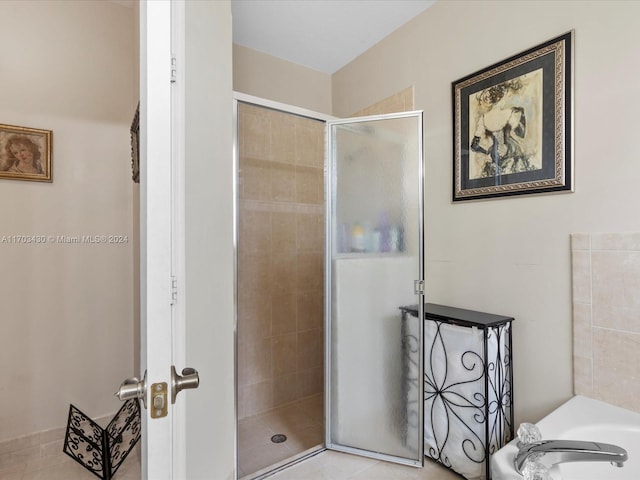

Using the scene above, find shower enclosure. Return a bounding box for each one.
[235,94,424,477]
[235,97,328,478]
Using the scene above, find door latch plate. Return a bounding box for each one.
[150,382,168,418]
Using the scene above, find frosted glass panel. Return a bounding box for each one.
[327,113,423,465]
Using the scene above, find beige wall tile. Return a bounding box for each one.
[238,253,271,304]
[272,293,297,335]
[592,251,640,332]
[298,367,324,398]
[271,252,297,295]
[591,232,640,251]
[271,162,296,203]
[238,103,325,413]
[296,212,324,253]
[295,119,323,168]
[295,165,323,205]
[351,86,415,117]
[570,233,590,251]
[238,295,271,344]
[572,302,592,360]
[271,111,296,165]
[571,250,591,305]
[273,334,297,377]
[239,208,271,255]
[572,233,640,412]
[241,106,271,160]
[297,291,324,332]
[573,355,593,397]
[273,373,299,406]
[240,382,273,419]
[240,157,271,201]
[239,338,272,386]
[272,212,297,256]
[593,328,640,412]
[296,253,324,292]
[297,329,324,370]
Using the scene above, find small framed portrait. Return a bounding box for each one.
[452,31,573,201]
[0,124,52,182]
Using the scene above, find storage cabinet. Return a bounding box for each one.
[400,303,514,480]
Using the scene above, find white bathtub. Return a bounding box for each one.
[491,395,640,480]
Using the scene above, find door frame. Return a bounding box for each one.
[140,1,187,477]
[141,1,235,478]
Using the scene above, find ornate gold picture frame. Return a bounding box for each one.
[0,123,52,182]
[453,31,573,201]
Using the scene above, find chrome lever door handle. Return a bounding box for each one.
[171,365,200,404]
[115,371,147,408]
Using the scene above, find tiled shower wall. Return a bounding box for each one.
[237,103,325,419]
[571,233,640,413]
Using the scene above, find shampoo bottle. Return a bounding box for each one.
[351,223,365,252]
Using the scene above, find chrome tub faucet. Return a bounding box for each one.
[514,439,628,475]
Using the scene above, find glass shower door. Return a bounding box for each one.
[325,111,424,466]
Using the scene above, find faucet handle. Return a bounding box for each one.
[517,422,542,446]
[522,460,552,480]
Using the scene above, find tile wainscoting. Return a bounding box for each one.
[571,232,640,413]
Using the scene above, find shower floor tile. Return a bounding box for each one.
[238,393,324,478]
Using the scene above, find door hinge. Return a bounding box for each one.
[171,275,178,304]
[170,56,177,83]
[414,279,425,295]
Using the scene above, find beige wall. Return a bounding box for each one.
[332,0,640,424]
[233,44,332,115]
[0,1,136,442]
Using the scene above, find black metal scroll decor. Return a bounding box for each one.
[424,321,513,480]
[63,398,141,479]
[400,303,514,480]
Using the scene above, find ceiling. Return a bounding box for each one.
[231,0,436,74]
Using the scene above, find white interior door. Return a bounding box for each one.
[138,1,236,479]
[139,1,176,477]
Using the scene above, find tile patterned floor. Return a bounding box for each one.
[0,439,140,480]
[266,450,463,480]
[2,390,459,480]
[238,393,462,480]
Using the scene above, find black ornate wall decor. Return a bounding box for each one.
[63,398,141,479]
[130,102,140,184]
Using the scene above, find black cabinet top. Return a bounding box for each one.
[400,303,513,328]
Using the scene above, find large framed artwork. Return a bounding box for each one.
[0,123,52,182]
[452,31,573,201]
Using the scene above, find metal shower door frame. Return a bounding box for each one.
[324,110,425,467]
